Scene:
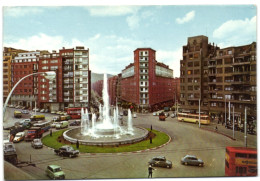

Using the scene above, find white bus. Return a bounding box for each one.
[177,113,210,125]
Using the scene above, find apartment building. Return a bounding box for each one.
[208,42,256,122]
[3,47,27,103]
[38,46,91,111]
[11,51,42,108]
[180,35,256,123]
[120,48,174,111]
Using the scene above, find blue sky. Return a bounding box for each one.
[2,5,257,77]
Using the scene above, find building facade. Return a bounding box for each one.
[3,47,27,103]
[11,51,42,108]
[180,35,256,123]
[108,76,118,106]
[38,46,91,111]
[120,48,174,111]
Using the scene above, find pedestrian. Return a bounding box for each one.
[215,126,218,132]
[76,139,79,149]
[50,129,52,137]
[151,125,153,130]
[150,136,152,144]
[148,165,155,178]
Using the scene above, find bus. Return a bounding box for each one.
[67,108,87,119]
[177,113,210,125]
[225,147,257,176]
[33,121,51,132]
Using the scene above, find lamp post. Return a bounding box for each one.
[3,71,56,122]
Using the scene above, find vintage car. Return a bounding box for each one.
[54,145,79,158]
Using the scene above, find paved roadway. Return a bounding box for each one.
[3,108,257,179]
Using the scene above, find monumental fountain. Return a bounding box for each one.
[63,74,149,146]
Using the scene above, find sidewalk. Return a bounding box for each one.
[4,161,35,180]
[200,120,257,147]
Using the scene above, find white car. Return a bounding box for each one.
[13,132,25,143]
[40,109,45,113]
[133,114,137,118]
[153,112,157,116]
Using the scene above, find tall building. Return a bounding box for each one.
[180,35,256,123]
[208,42,256,122]
[38,46,91,111]
[3,47,27,103]
[11,51,42,108]
[120,48,174,111]
[180,35,218,114]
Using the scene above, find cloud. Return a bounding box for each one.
[157,48,182,78]
[4,7,44,17]
[176,10,195,24]
[126,14,140,30]
[213,16,256,47]
[3,33,145,75]
[86,6,140,17]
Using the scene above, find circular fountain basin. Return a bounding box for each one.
[63,126,149,146]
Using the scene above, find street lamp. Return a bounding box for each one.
[3,71,56,122]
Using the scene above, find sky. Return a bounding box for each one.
[2,3,257,78]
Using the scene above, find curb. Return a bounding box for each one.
[42,132,172,156]
[201,127,236,140]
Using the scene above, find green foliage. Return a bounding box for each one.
[42,129,169,153]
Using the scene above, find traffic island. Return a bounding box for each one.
[42,128,170,153]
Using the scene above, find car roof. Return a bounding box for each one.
[152,156,166,159]
[184,155,197,158]
[61,145,71,148]
[48,165,61,169]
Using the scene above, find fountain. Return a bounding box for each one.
[63,74,149,146]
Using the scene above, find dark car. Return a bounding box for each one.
[54,145,79,158]
[148,156,172,168]
[181,155,204,167]
[123,110,128,116]
[69,120,81,126]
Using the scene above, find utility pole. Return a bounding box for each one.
[233,106,235,140]
[228,101,231,126]
[225,95,227,127]
[244,107,247,147]
[199,99,201,128]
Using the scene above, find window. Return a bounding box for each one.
[187,70,192,75]
[235,153,247,158]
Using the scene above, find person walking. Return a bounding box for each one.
[76,140,79,149]
[148,165,155,178]
[50,129,52,137]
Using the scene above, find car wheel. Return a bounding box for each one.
[167,165,171,169]
[185,162,188,166]
[199,163,203,167]
[69,154,72,158]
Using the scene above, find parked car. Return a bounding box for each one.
[31,138,43,149]
[133,113,137,118]
[120,112,124,116]
[45,165,65,180]
[70,120,81,126]
[22,110,29,114]
[40,109,45,113]
[9,105,15,108]
[171,113,176,118]
[181,155,204,167]
[13,132,25,143]
[148,156,172,168]
[153,112,157,116]
[56,111,62,115]
[159,112,166,121]
[33,108,40,112]
[56,121,69,129]
[51,110,56,114]
[44,109,49,113]
[14,111,22,118]
[54,145,79,158]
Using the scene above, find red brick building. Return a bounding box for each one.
[108,76,118,106]
[173,77,180,103]
[11,51,45,108]
[92,80,103,98]
[120,48,174,111]
[38,46,91,111]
